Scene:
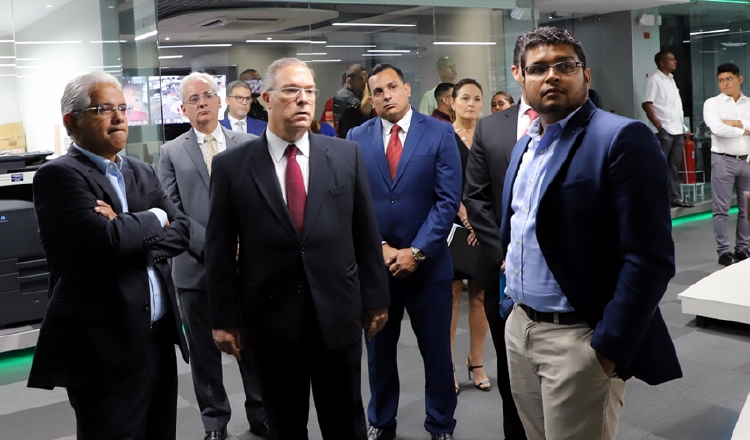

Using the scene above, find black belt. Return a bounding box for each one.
[519,304,580,325]
[713,152,748,161]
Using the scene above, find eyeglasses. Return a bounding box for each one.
[227,95,252,103]
[78,104,132,117]
[522,61,585,78]
[718,76,737,85]
[184,91,218,105]
[270,87,320,99]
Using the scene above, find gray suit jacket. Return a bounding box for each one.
[159,126,258,290]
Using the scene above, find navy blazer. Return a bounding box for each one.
[220,116,267,136]
[348,109,462,285]
[499,100,681,385]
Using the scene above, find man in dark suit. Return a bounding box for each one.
[159,73,266,440]
[347,64,462,440]
[499,27,681,439]
[220,80,268,136]
[205,57,389,440]
[28,72,190,439]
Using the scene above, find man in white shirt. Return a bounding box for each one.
[221,80,268,136]
[419,57,457,116]
[703,63,750,266]
[642,51,694,208]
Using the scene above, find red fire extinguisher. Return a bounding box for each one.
[683,134,696,184]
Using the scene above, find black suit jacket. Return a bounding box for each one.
[463,105,520,292]
[28,146,190,392]
[205,133,389,350]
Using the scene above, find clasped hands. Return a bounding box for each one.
[382,243,417,278]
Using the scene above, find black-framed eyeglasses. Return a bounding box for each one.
[227,95,251,103]
[78,104,132,117]
[184,91,218,105]
[522,61,585,78]
[269,87,320,99]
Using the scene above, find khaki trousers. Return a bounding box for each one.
[504,304,627,440]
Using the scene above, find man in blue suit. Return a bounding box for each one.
[220,80,268,136]
[499,27,681,440]
[347,64,461,440]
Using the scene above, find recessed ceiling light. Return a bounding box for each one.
[46,5,53,8]
[108,5,114,8]
[303,59,342,63]
[332,22,415,27]
[247,39,326,44]
[158,55,183,59]
[690,28,730,36]
[433,41,496,46]
[361,54,402,57]
[165,37,170,41]
[134,30,158,41]
[160,44,232,48]
[367,49,411,53]
[326,45,376,48]
[296,52,327,56]
[15,40,82,44]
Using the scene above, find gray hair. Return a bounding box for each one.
[227,80,250,96]
[262,58,314,92]
[60,71,122,116]
[179,72,218,103]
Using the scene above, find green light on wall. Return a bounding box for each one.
[699,0,750,4]
[0,347,34,375]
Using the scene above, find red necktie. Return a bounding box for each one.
[386,124,402,181]
[523,108,539,136]
[285,144,306,236]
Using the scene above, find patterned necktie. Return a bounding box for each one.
[285,144,306,237]
[235,120,245,133]
[523,108,539,136]
[204,134,218,175]
[386,124,403,181]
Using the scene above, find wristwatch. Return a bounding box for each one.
[410,247,426,262]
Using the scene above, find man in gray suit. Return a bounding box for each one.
[159,72,266,440]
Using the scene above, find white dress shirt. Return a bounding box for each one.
[195,124,227,156]
[516,98,533,141]
[642,70,687,135]
[381,106,413,153]
[266,129,310,204]
[703,92,750,156]
[227,114,248,133]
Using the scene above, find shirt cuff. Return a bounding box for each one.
[742,120,750,131]
[149,208,168,227]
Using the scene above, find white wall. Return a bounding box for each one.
[631,9,661,126]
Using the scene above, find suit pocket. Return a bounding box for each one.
[559,178,592,190]
[328,181,352,197]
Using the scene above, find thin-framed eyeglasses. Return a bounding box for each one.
[522,61,585,78]
[718,76,737,85]
[78,104,132,117]
[184,91,218,105]
[270,87,320,99]
[227,95,251,103]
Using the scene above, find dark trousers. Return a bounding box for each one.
[250,290,367,440]
[484,285,527,440]
[655,128,685,202]
[66,315,178,440]
[366,279,457,434]
[179,288,264,431]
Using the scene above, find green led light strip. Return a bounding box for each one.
[699,0,750,4]
[672,206,738,227]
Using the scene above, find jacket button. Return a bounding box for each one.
[143,303,150,312]
[301,247,306,255]
[391,198,396,204]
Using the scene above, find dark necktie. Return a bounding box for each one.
[386,124,402,181]
[285,144,306,236]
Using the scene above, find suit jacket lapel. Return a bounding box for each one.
[67,145,123,213]
[301,135,329,243]
[181,129,210,189]
[393,110,425,187]
[367,119,392,187]
[247,134,298,241]
[502,105,521,163]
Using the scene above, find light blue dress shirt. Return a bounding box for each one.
[73,144,169,322]
[504,107,582,313]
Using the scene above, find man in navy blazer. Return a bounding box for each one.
[348,64,462,440]
[220,80,268,136]
[499,27,681,440]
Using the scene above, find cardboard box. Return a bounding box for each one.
[0,122,26,154]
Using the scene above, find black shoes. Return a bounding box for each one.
[430,434,455,440]
[735,249,750,261]
[719,252,739,266]
[204,430,227,440]
[367,425,397,440]
[249,420,269,438]
[671,200,695,208]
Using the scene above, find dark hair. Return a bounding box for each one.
[345,63,366,80]
[518,26,587,69]
[434,82,454,101]
[654,51,672,68]
[513,34,524,67]
[451,78,483,100]
[367,63,405,83]
[492,91,514,105]
[226,80,250,95]
[718,63,741,77]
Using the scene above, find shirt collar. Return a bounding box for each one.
[526,105,583,139]
[194,123,224,145]
[381,106,413,136]
[227,114,246,127]
[518,98,531,116]
[73,143,122,175]
[266,129,310,163]
[720,92,747,103]
[655,69,673,80]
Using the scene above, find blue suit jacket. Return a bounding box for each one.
[499,100,681,385]
[220,116,267,136]
[348,109,462,285]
